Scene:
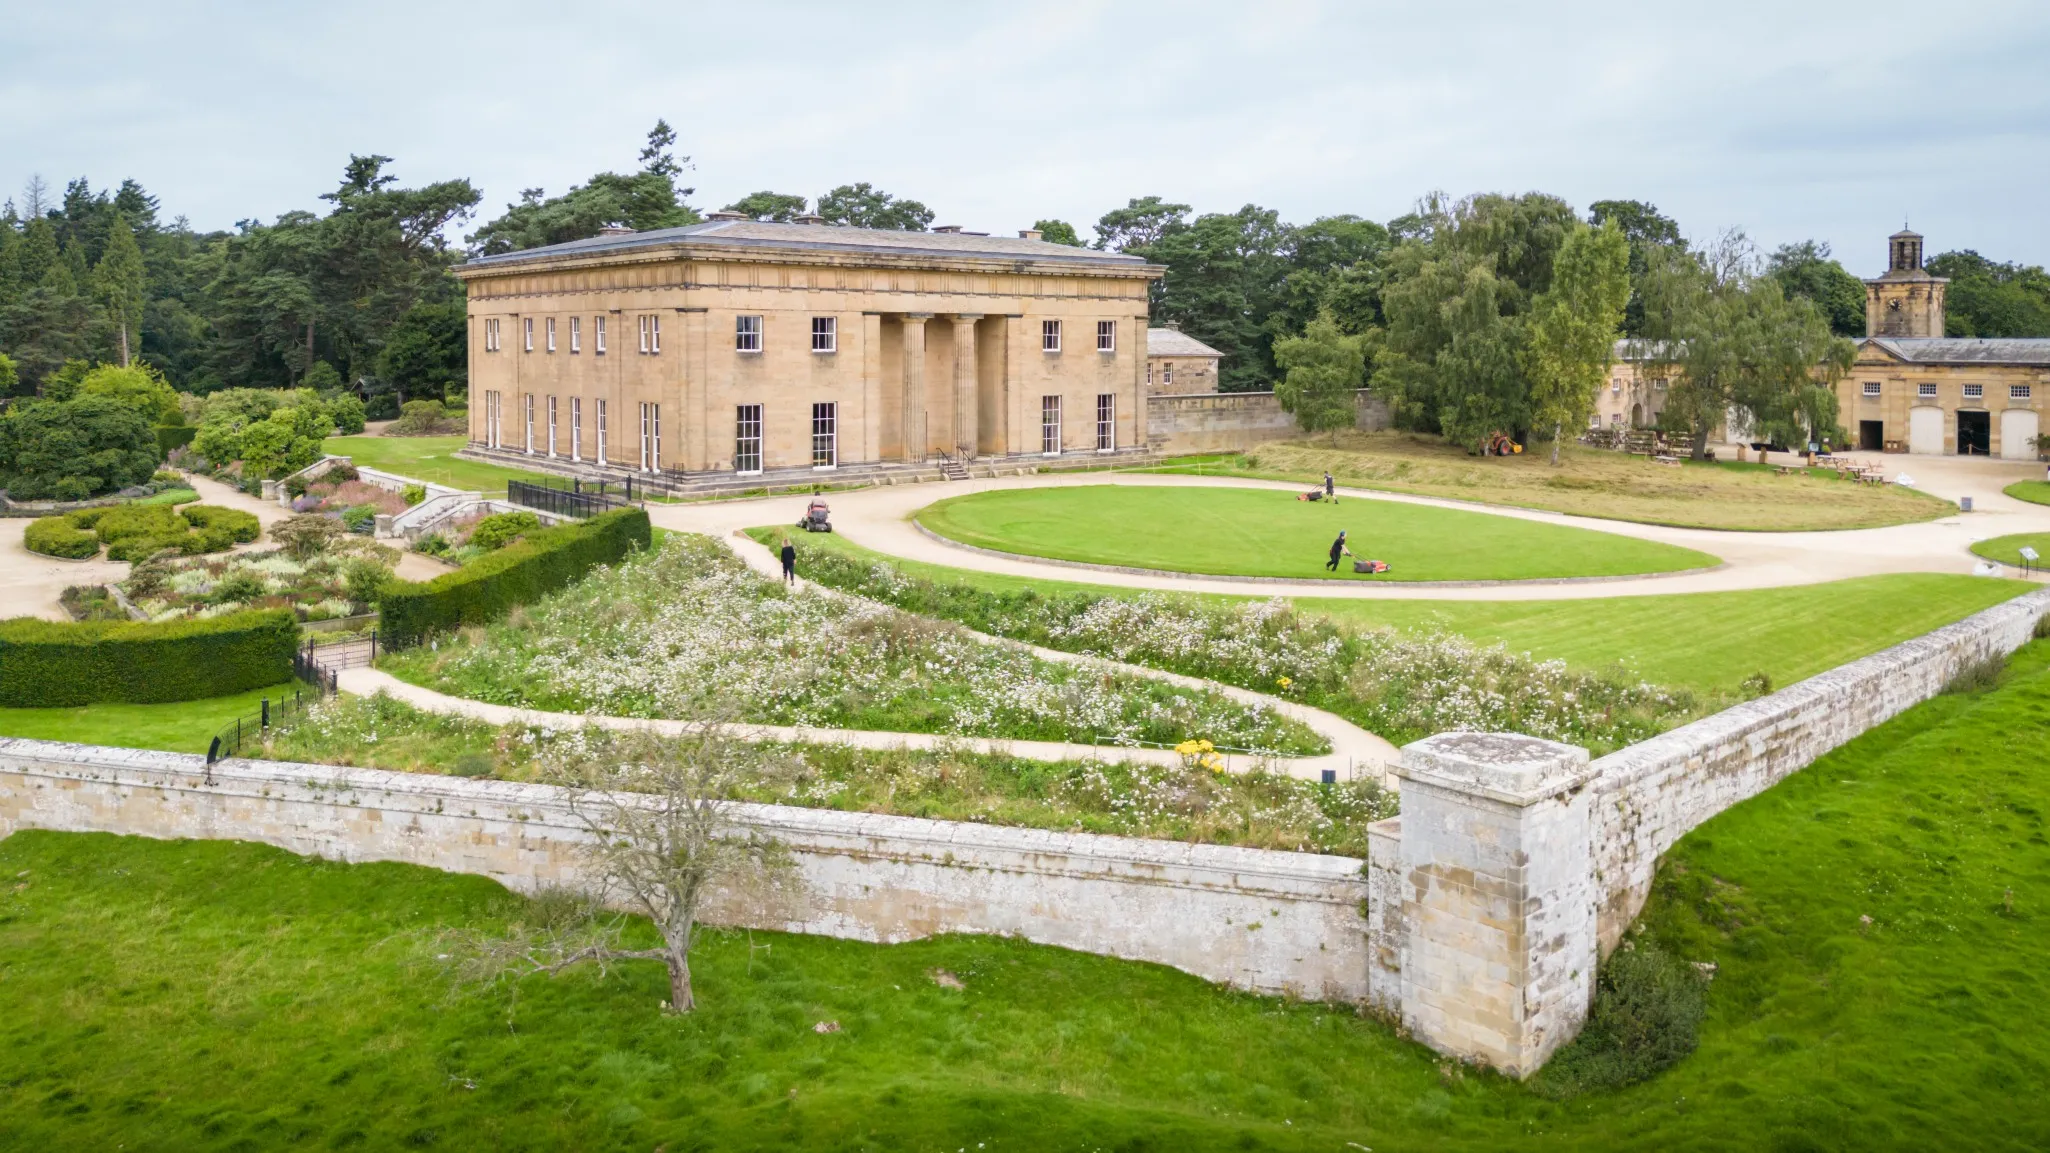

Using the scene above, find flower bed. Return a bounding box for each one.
[117,541,396,622]
[259,692,1389,854]
[381,534,1326,755]
[774,539,1695,753]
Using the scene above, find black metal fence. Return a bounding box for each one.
[508,477,636,518]
[204,687,315,769]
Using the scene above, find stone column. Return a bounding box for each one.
[952,315,982,459]
[1393,731,1598,1078]
[900,314,930,464]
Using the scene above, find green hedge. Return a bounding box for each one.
[379,507,650,648]
[23,516,100,559]
[88,503,260,562]
[157,425,197,454]
[0,609,298,707]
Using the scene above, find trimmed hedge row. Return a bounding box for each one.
[379,507,650,648]
[157,425,198,454]
[23,516,100,559]
[74,503,262,562]
[0,609,298,707]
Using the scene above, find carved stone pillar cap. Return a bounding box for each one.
[902,312,934,321]
[1397,731,1593,806]
[953,313,985,321]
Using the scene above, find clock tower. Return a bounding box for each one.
[1863,228,1947,338]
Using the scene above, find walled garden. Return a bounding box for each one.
[379,533,1325,754]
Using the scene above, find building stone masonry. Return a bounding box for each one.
[0,740,1372,1001]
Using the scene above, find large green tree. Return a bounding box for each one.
[1926,250,2050,337]
[1522,220,1632,463]
[91,214,147,365]
[1128,204,1294,391]
[469,122,695,255]
[1032,219,1082,246]
[814,183,932,230]
[1589,199,1686,337]
[0,394,160,500]
[723,192,809,221]
[1765,241,1865,337]
[1272,313,1366,441]
[378,299,467,403]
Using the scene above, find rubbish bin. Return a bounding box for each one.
[1961,497,1974,512]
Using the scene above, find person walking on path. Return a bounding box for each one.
[1324,471,1337,503]
[780,536,798,585]
[1326,530,1354,573]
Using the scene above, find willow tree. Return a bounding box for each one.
[1523,219,1631,464]
[1273,312,1367,442]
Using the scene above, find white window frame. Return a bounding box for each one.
[1963,383,1984,401]
[1095,392,1115,452]
[485,390,501,447]
[650,314,661,354]
[547,396,558,457]
[596,399,608,465]
[1612,378,1622,394]
[638,402,661,472]
[523,317,533,352]
[570,316,581,353]
[570,397,582,461]
[595,315,607,355]
[812,402,838,470]
[811,316,837,353]
[1862,381,1881,397]
[1096,320,1115,353]
[2013,384,2034,401]
[523,394,535,455]
[1042,319,1061,353]
[546,317,557,353]
[484,318,500,352]
[638,315,650,354]
[736,315,763,353]
[1041,394,1062,456]
[1162,362,1173,388]
[735,404,764,474]
[1918,382,1938,399]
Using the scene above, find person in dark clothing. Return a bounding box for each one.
[1326,530,1353,572]
[1324,471,1336,503]
[779,537,797,585]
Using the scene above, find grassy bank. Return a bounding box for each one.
[1971,532,2050,569]
[755,527,2031,698]
[322,434,552,493]
[2006,480,2050,507]
[7,638,2050,1148]
[917,484,1719,581]
[1150,432,1951,531]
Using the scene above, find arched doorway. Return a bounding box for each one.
[1630,402,1643,428]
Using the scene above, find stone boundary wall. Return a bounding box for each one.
[1585,584,2050,950]
[0,740,1371,1001]
[1146,390,1391,455]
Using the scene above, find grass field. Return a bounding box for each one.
[916,485,1719,582]
[0,683,302,754]
[322,434,552,493]
[6,639,2050,1148]
[1971,532,2050,569]
[2006,480,2050,507]
[754,527,2032,697]
[1151,432,1951,531]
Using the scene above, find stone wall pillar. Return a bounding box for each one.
[1393,732,1598,1078]
[900,314,930,464]
[952,315,981,459]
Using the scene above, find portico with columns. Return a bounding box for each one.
[455,218,1162,482]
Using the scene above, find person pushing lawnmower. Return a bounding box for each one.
[1324,528,1390,576]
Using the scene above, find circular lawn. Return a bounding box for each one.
[1970,532,2050,570]
[915,485,1720,582]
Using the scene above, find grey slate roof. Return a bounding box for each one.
[1147,328,1224,358]
[464,219,1151,271]
[1859,337,2050,367]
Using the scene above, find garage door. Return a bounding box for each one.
[2001,409,2040,460]
[1909,406,1944,455]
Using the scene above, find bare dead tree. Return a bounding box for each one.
[439,724,800,1018]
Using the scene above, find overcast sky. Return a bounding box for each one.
[4,0,2046,271]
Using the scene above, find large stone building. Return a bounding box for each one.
[1837,229,2048,457]
[453,217,1163,480]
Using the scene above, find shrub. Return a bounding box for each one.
[0,395,161,501]
[326,392,367,435]
[0,609,297,707]
[210,572,267,605]
[90,504,257,562]
[343,558,393,609]
[91,503,184,545]
[378,508,650,648]
[402,483,427,506]
[271,514,345,559]
[24,516,100,559]
[339,504,378,534]
[1535,940,1708,1098]
[412,533,450,557]
[284,475,310,498]
[1943,654,2006,695]
[157,425,198,455]
[468,511,541,551]
[181,505,260,544]
[388,399,458,436]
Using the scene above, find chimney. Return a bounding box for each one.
[598,225,637,237]
[794,213,826,225]
[705,210,747,221]
[1019,228,1043,241]
[932,225,962,234]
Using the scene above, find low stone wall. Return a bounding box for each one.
[0,741,1372,1001]
[1146,390,1391,455]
